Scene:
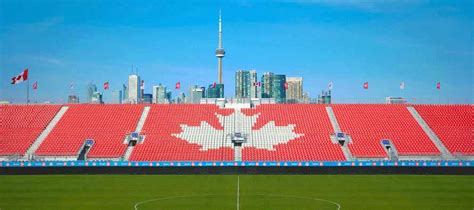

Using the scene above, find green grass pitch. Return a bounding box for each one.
[0,175,472,210]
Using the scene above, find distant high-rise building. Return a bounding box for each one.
[90,91,103,104]
[143,94,153,104]
[261,72,274,98]
[111,90,122,104]
[127,74,141,104]
[177,92,186,104]
[249,70,258,98]
[286,77,303,102]
[152,84,168,104]
[235,69,258,99]
[207,83,224,98]
[215,10,225,85]
[122,84,128,102]
[86,83,97,103]
[188,85,205,104]
[261,72,286,103]
[68,95,79,104]
[272,74,286,103]
[318,90,332,104]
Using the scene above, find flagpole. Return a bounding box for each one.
[27,78,30,104]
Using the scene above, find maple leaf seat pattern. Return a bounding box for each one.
[241,104,346,161]
[130,104,235,161]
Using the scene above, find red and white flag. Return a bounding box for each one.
[436,82,441,89]
[253,82,261,87]
[175,82,181,89]
[104,82,109,90]
[11,69,28,85]
[400,82,405,90]
[212,82,217,88]
[363,81,369,89]
[32,82,38,90]
[284,82,289,90]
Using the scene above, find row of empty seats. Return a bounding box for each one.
[414,105,472,155]
[35,104,143,157]
[0,105,61,155]
[332,104,440,158]
[0,104,471,160]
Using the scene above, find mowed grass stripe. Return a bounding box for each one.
[0,175,472,210]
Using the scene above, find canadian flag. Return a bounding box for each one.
[436,82,441,89]
[284,82,289,90]
[363,81,369,89]
[11,69,28,84]
[175,82,181,89]
[32,82,38,90]
[253,82,261,87]
[104,82,109,90]
[212,82,217,88]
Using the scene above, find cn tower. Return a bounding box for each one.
[215,10,225,84]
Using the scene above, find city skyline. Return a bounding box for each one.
[1,1,472,104]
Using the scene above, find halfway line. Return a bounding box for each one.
[236,175,240,210]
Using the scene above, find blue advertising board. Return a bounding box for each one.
[0,160,472,168]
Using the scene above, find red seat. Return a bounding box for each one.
[0,105,61,155]
[414,104,473,155]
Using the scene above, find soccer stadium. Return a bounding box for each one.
[1,1,473,210]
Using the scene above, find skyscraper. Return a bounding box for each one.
[215,10,225,84]
[261,72,286,103]
[261,72,274,98]
[207,83,224,98]
[127,74,141,104]
[111,90,122,104]
[286,77,303,102]
[152,84,168,104]
[272,74,286,103]
[188,85,205,104]
[86,83,97,103]
[235,69,258,99]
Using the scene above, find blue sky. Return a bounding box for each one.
[0,0,472,104]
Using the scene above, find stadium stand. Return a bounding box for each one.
[0,105,61,155]
[1,104,471,161]
[332,104,441,158]
[414,105,473,155]
[35,104,143,158]
[241,104,346,161]
[129,104,234,161]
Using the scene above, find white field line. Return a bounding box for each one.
[237,175,240,210]
[133,193,341,210]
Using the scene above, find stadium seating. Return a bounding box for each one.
[241,104,346,161]
[2,104,470,161]
[129,104,234,161]
[0,105,61,155]
[414,105,473,155]
[35,104,143,158]
[332,104,440,158]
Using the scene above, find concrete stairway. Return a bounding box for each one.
[23,106,69,160]
[325,106,354,161]
[122,106,151,160]
[407,106,454,159]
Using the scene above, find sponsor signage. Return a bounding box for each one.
[1,161,472,168]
